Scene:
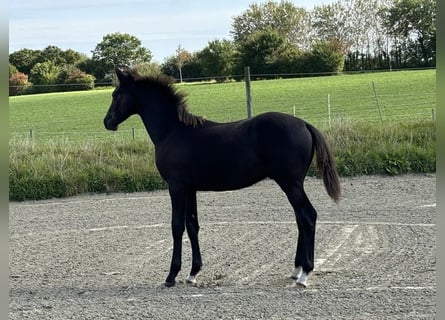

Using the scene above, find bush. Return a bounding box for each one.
[28,61,61,93]
[63,69,96,91]
[9,72,30,96]
[9,63,18,78]
[20,65,96,94]
[309,40,345,74]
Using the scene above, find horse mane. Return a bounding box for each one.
[124,68,206,127]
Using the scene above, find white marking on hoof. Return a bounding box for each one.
[291,266,302,280]
[296,271,309,287]
[186,275,197,284]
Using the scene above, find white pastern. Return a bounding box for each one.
[296,271,309,287]
[291,266,302,280]
[186,274,197,284]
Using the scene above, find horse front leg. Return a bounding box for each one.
[165,186,187,287]
[185,190,202,284]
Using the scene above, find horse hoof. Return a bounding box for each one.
[294,281,307,288]
[287,279,307,288]
[164,280,176,287]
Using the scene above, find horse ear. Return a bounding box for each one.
[115,66,134,85]
[115,67,127,82]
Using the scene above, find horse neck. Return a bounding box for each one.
[137,89,180,145]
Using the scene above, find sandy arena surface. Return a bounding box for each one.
[9,174,436,319]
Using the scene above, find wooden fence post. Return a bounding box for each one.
[244,67,252,118]
[328,94,332,128]
[372,81,383,125]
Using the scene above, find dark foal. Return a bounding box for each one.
[104,67,341,287]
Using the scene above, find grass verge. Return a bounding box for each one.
[9,120,435,201]
[323,120,436,176]
[9,139,166,201]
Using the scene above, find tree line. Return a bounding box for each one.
[9,0,435,95]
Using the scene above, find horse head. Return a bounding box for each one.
[104,67,139,131]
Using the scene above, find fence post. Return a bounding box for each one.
[327,94,332,128]
[29,129,33,140]
[372,81,383,125]
[132,128,135,140]
[244,66,252,118]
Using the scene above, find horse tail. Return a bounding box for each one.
[306,123,341,203]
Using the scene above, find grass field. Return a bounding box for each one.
[9,69,436,143]
[9,69,436,200]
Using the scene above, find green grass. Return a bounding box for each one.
[9,138,166,201]
[9,69,436,142]
[184,69,436,126]
[9,70,436,200]
[9,120,435,201]
[323,120,436,176]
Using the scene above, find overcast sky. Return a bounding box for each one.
[9,0,333,63]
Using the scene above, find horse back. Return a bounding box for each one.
[155,112,313,190]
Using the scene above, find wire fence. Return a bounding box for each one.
[9,99,436,145]
[9,70,436,144]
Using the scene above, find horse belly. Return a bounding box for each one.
[193,152,266,191]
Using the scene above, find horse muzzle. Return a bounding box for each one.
[104,117,118,131]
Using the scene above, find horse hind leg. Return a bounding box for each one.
[185,191,202,285]
[278,181,317,287]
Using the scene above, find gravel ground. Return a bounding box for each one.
[9,174,436,319]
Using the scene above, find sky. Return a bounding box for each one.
[9,0,333,63]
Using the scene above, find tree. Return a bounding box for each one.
[161,56,179,78]
[9,48,41,75]
[231,1,311,49]
[10,46,90,76]
[92,32,152,74]
[311,2,352,51]
[381,0,436,66]
[63,49,88,66]
[237,29,288,75]
[39,45,67,65]
[134,62,162,78]
[312,0,389,54]
[161,53,203,81]
[175,45,192,83]
[36,46,88,68]
[197,39,237,79]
